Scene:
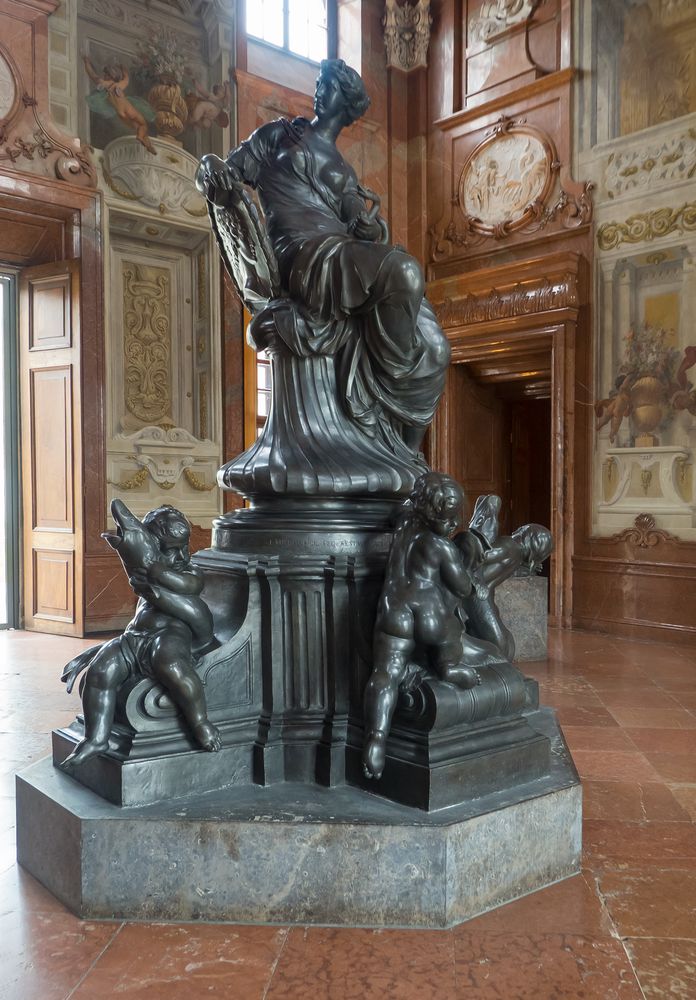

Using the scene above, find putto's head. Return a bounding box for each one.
[143,505,191,551]
[103,63,125,82]
[410,472,465,538]
[511,523,554,574]
[314,59,370,125]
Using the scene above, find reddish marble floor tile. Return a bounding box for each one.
[0,908,120,1000]
[265,927,455,1000]
[0,733,52,774]
[672,691,696,712]
[541,692,606,711]
[584,676,658,694]
[598,868,696,938]
[571,750,662,782]
[461,873,613,937]
[561,726,636,752]
[0,863,72,916]
[584,821,696,870]
[452,933,642,999]
[627,728,696,754]
[645,753,696,783]
[72,923,288,1000]
[555,705,621,728]
[615,644,696,669]
[670,785,696,821]
[573,663,646,682]
[581,780,691,822]
[607,707,696,729]
[626,937,696,1000]
[598,690,683,710]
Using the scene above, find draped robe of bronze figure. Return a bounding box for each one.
[196,59,450,499]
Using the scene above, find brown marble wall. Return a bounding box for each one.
[422,1,591,629]
[0,0,111,635]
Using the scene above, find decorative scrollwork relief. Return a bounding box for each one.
[609,512,680,548]
[102,137,206,217]
[605,129,696,200]
[0,41,95,186]
[597,202,696,250]
[383,0,432,71]
[430,116,592,260]
[469,0,535,43]
[434,274,579,328]
[122,262,172,425]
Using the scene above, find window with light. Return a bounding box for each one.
[246,0,330,63]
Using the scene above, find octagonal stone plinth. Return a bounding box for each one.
[17,708,580,929]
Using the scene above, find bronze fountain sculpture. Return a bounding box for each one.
[54,60,554,812]
[19,57,584,930]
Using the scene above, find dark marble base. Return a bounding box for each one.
[17,708,581,928]
[496,575,549,660]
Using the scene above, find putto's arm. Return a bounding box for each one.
[82,55,101,85]
[147,562,204,596]
[438,538,475,598]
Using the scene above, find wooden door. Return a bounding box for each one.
[19,261,83,634]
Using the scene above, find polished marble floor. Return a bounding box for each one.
[1,627,696,999]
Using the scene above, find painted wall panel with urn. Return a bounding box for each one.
[578,1,696,543]
[58,0,236,540]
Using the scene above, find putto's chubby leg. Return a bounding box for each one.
[362,632,413,780]
[150,633,222,753]
[60,643,130,772]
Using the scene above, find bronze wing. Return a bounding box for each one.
[208,184,281,313]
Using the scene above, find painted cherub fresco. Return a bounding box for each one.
[60,500,221,771]
[185,79,231,129]
[595,372,633,443]
[83,55,156,154]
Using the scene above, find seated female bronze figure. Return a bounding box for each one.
[196,59,450,500]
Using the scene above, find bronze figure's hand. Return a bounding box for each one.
[196,153,240,206]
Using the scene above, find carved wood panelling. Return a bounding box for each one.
[32,549,74,623]
[609,513,681,548]
[30,366,73,531]
[0,4,95,186]
[19,257,84,636]
[28,273,71,350]
[428,69,591,273]
[463,0,567,110]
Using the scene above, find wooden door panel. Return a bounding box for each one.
[20,260,83,635]
[444,364,509,528]
[28,273,72,351]
[30,366,74,531]
[33,549,74,623]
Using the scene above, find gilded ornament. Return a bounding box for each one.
[199,373,208,438]
[122,262,172,424]
[183,467,215,492]
[597,202,696,250]
[108,467,149,490]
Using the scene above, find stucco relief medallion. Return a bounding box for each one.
[458,123,555,236]
[0,47,20,126]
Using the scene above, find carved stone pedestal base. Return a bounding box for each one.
[347,668,550,810]
[53,504,393,806]
[18,709,581,927]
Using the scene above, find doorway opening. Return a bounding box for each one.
[438,363,552,582]
[0,272,20,628]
